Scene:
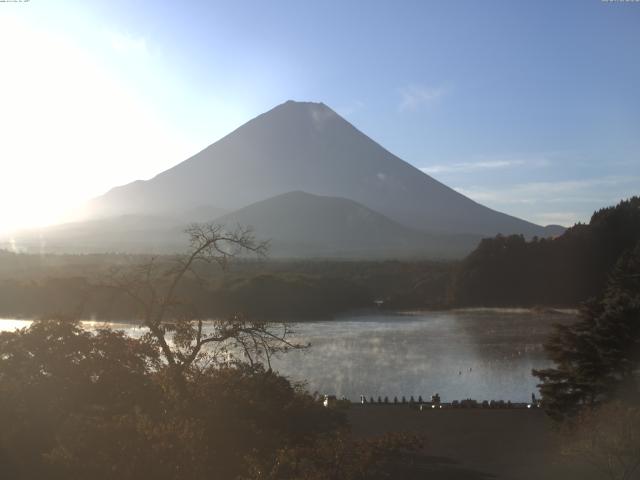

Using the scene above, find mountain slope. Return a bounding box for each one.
[7,192,481,257]
[8,215,188,253]
[89,100,557,237]
[6,206,226,253]
[214,191,481,258]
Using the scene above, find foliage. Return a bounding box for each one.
[0,224,421,479]
[533,241,640,421]
[0,318,423,479]
[0,256,454,320]
[102,222,306,388]
[0,319,161,479]
[453,196,640,307]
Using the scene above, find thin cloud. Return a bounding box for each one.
[421,160,525,174]
[398,84,446,111]
[421,154,555,175]
[455,176,640,205]
[310,105,334,130]
[453,176,640,226]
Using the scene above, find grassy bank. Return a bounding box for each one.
[347,406,598,480]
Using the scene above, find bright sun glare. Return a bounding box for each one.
[0,14,193,235]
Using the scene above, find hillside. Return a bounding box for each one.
[452,196,640,306]
[215,191,481,258]
[6,192,481,258]
[7,214,189,254]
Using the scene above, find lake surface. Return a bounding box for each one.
[0,309,577,403]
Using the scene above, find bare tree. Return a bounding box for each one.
[107,223,304,385]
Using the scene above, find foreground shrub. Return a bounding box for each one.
[0,319,417,479]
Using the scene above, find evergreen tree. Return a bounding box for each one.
[453,196,640,307]
[533,242,640,421]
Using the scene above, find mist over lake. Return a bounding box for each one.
[1,309,576,403]
[274,309,577,402]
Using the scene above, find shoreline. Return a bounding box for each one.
[1,312,566,404]
[0,305,580,325]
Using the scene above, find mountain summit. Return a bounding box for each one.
[89,100,554,238]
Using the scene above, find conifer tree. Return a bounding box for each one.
[533,242,640,421]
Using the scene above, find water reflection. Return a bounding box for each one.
[0,309,576,402]
[270,310,576,402]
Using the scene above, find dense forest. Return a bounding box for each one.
[0,254,453,320]
[452,197,640,307]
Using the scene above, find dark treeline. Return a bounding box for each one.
[1,197,638,320]
[0,254,453,320]
[452,197,640,307]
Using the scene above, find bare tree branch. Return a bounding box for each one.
[101,222,301,387]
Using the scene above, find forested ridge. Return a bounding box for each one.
[452,197,640,307]
[0,254,453,320]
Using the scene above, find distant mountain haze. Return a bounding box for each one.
[8,214,189,254]
[89,100,558,238]
[8,192,481,258]
[214,191,482,258]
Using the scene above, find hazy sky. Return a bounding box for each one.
[1,0,638,233]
